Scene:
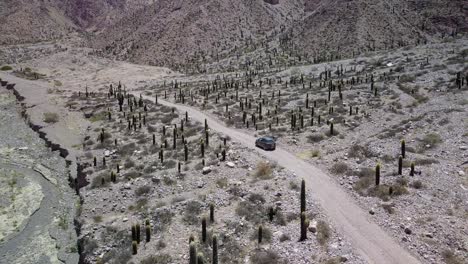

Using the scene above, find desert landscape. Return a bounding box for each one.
[0,1,467,264]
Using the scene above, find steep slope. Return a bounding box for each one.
[293,0,467,56]
[0,0,77,45]
[91,0,306,68]
[60,0,153,30]
[1,0,466,67]
[0,0,152,45]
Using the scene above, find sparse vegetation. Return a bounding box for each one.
[5,17,464,264]
[1,65,13,71]
[330,162,349,175]
[317,220,331,246]
[254,161,273,180]
[43,112,59,123]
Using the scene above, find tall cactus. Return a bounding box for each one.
[132,241,137,255]
[173,129,177,149]
[410,162,415,176]
[145,223,151,242]
[210,203,215,222]
[375,163,381,186]
[258,225,263,244]
[398,155,403,175]
[136,223,141,244]
[197,253,205,264]
[189,242,197,264]
[202,216,207,243]
[300,212,307,241]
[268,206,275,222]
[201,142,205,158]
[301,179,306,213]
[131,225,136,241]
[401,139,406,159]
[212,235,218,264]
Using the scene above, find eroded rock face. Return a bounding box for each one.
[264,0,279,5]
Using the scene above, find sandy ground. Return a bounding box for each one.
[137,93,421,264]
[0,90,78,264]
[0,37,466,263]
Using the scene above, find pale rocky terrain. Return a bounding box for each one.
[1,34,467,264]
[0,88,78,264]
[0,1,467,263]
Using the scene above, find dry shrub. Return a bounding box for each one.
[442,249,464,264]
[317,220,331,245]
[307,133,325,143]
[381,203,395,214]
[141,254,172,264]
[251,250,283,264]
[330,162,349,175]
[420,133,442,148]
[183,200,202,225]
[254,161,272,180]
[135,185,151,196]
[44,112,59,123]
[348,144,375,159]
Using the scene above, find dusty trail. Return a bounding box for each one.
[139,93,421,264]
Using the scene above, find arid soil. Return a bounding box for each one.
[0,88,78,264]
[0,34,467,264]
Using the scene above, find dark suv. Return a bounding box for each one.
[255,136,276,150]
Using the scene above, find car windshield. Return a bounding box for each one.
[263,137,275,142]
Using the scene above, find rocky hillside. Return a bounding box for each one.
[89,0,305,68]
[293,0,468,57]
[90,0,467,67]
[0,0,76,45]
[1,0,466,67]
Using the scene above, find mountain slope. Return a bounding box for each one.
[0,0,466,67]
[0,0,76,45]
[90,0,306,68]
[292,0,467,57]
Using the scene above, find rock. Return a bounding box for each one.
[424,232,433,238]
[264,0,279,5]
[152,177,161,184]
[404,227,412,235]
[202,166,212,174]
[226,162,235,168]
[123,218,128,222]
[104,150,111,157]
[308,220,317,233]
[458,170,465,176]
[459,146,467,150]
[369,208,375,215]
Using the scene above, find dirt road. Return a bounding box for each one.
[140,93,421,264]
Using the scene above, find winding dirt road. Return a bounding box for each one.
[141,93,421,264]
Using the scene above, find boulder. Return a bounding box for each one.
[226,162,235,168]
[202,166,212,174]
[404,227,412,235]
[308,220,317,233]
[264,0,279,5]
